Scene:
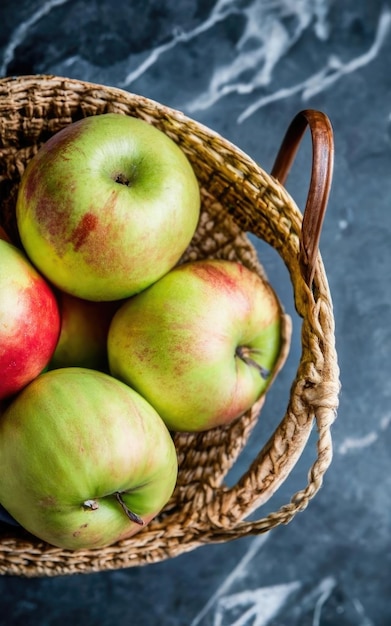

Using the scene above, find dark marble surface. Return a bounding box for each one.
[1,0,391,624]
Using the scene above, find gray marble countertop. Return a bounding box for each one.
[1,1,390,624]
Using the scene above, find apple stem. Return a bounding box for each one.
[114,173,130,187]
[236,346,270,380]
[115,492,145,526]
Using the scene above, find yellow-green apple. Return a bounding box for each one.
[16,113,201,301]
[49,291,121,371]
[0,239,60,400]
[0,367,178,550]
[107,259,289,432]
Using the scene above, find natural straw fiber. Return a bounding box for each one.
[0,75,340,577]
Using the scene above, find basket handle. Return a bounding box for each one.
[270,109,334,287]
[197,111,336,539]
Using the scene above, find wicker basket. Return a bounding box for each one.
[0,75,339,577]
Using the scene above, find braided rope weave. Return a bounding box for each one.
[0,76,339,577]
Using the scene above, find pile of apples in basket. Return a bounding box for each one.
[0,113,287,550]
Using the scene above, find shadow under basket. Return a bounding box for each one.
[0,75,340,577]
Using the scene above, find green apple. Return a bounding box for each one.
[107,259,288,432]
[0,367,178,550]
[16,113,200,301]
[49,291,121,371]
[0,239,60,401]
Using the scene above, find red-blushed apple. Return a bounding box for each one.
[0,239,61,400]
[0,367,178,550]
[16,113,201,301]
[49,291,121,371]
[107,259,291,432]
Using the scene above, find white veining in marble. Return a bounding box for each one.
[191,567,373,625]
[212,580,301,626]
[190,534,270,626]
[120,0,240,88]
[311,577,336,626]
[353,599,376,626]
[338,411,391,455]
[189,534,370,625]
[185,0,331,115]
[0,0,72,77]
[119,0,390,125]
[237,6,391,123]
